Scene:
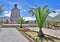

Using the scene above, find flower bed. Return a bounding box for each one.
[17,27,30,31]
[25,31,60,42]
[17,28,60,42]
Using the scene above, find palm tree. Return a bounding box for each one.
[46,21,51,28]
[53,22,58,27]
[18,17,24,28]
[0,5,4,23]
[29,5,51,37]
[29,5,55,42]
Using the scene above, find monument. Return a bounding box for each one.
[10,4,20,24]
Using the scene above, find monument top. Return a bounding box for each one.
[14,4,17,8]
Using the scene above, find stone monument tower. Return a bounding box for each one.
[10,4,20,24]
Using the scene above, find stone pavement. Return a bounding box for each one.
[42,28,60,39]
[0,28,29,42]
[27,27,60,39]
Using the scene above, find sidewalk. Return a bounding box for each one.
[42,28,60,39]
[0,28,29,42]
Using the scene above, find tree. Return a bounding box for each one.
[18,17,24,28]
[0,5,4,23]
[29,5,51,37]
[46,21,51,28]
[53,22,59,27]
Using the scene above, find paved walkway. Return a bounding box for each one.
[27,27,60,39]
[0,28,29,42]
[42,28,60,39]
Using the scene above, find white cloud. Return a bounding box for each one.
[20,6,27,12]
[4,11,11,17]
[3,11,8,14]
[23,17,36,21]
[21,8,27,12]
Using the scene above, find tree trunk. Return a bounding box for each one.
[47,26,49,28]
[47,24,50,28]
[20,24,22,28]
[20,26,22,28]
[38,29,44,37]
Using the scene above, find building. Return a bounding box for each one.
[10,4,20,24]
[46,10,60,21]
[0,16,9,22]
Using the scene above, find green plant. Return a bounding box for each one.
[53,22,59,27]
[0,21,3,25]
[0,5,4,22]
[18,17,24,28]
[29,5,51,37]
[46,21,51,28]
[25,32,55,42]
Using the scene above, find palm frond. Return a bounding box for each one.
[42,5,48,11]
[29,8,37,16]
[0,5,4,13]
[29,5,51,30]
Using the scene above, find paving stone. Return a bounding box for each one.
[0,28,29,42]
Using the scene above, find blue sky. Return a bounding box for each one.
[0,0,60,20]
